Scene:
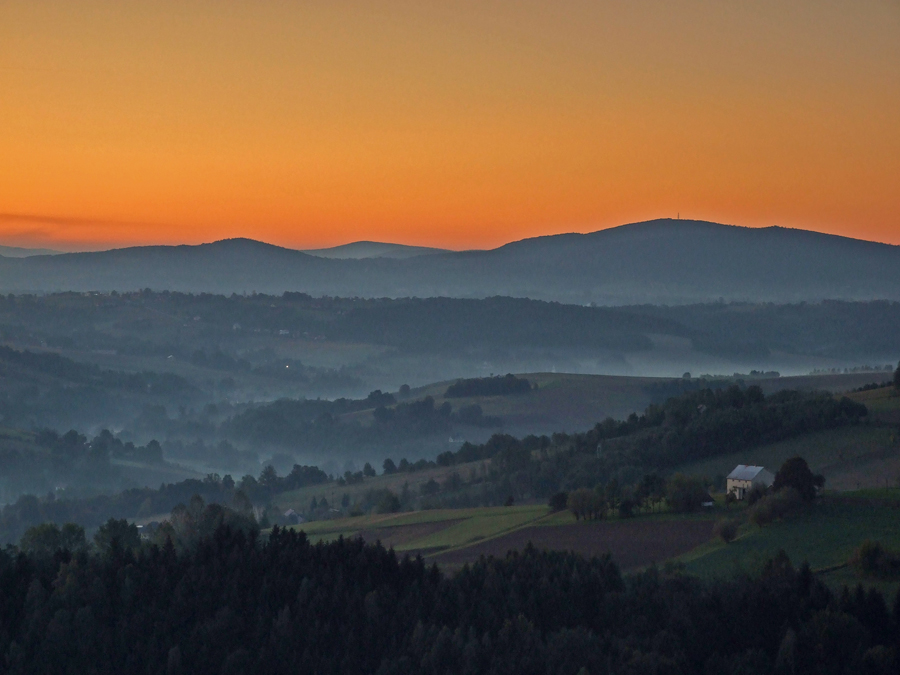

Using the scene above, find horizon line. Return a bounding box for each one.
[0,214,897,253]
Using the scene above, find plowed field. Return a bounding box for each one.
[430,519,715,571]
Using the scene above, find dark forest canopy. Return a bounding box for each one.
[1,525,898,675]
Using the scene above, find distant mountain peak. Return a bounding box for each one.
[201,237,291,250]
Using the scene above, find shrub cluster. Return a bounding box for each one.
[713,518,740,543]
[851,540,900,580]
[748,488,804,527]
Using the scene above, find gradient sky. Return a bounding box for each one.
[1,1,898,251]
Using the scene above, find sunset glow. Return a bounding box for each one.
[2,1,898,250]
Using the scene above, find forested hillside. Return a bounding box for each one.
[0,384,872,543]
[405,385,869,508]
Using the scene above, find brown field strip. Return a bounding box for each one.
[429,519,715,571]
[355,519,466,550]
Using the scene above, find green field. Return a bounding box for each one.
[291,504,550,552]
[288,488,900,594]
[272,458,492,513]
[287,503,723,575]
[852,386,900,424]
[682,493,900,594]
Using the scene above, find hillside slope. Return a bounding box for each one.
[302,241,449,259]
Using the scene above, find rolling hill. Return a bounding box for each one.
[2,219,899,304]
[0,244,60,257]
[301,241,449,259]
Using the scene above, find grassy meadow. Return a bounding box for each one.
[290,504,550,553]
[682,492,900,595]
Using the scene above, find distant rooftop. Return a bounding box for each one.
[727,465,769,481]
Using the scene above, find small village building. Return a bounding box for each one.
[726,465,775,500]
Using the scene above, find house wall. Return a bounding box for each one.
[727,474,772,500]
[727,479,754,500]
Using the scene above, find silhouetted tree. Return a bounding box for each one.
[376,491,400,513]
[94,518,141,556]
[665,474,709,513]
[548,492,569,512]
[773,456,824,501]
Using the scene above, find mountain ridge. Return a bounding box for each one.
[0,244,62,258]
[1,219,898,304]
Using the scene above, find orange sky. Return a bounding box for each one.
[1,1,898,251]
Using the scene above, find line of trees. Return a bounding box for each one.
[444,374,533,398]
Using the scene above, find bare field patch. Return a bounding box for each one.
[356,519,465,550]
[429,518,715,571]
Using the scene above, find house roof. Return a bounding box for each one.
[727,465,769,481]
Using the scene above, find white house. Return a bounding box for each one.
[726,465,775,500]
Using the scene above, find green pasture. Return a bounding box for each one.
[272,459,489,512]
[409,506,548,551]
[850,386,900,423]
[291,504,550,552]
[682,494,900,594]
